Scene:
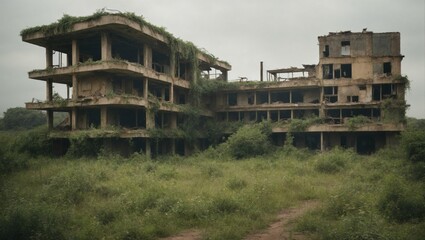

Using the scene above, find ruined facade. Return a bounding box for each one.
[23,13,406,155]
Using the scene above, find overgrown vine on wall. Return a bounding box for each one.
[381,98,408,123]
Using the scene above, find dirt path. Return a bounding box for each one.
[161,200,319,240]
[244,200,319,240]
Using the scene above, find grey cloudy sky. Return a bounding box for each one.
[0,0,424,118]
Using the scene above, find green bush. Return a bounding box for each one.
[0,204,68,240]
[67,136,102,157]
[378,176,425,222]
[226,123,272,159]
[401,130,425,163]
[315,148,355,173]
[46,166,95,204]
[13,127,52,157]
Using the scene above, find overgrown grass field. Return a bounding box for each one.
[1,124,425,239]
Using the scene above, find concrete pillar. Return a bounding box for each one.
[320,132,324,152]
[267,110,270,121]
[46,46,53,68]
[170,54,176,78]
[143,44,152,68]
[144,78,149,99]
[289,91,292,103]
[268,91,271,104]
[145,139,151,159]
[67,84,70,99]
[46,79,53,101]
[170,83,174,103]
[101,32,112,60]
[146,110,155,129]
[170,113,177,129]
[72,74,78,100]
[72,39,79,65]
[101,106,108,129]
[47,110,53,130]
[222,70,228,81]
[71,108,77,130]
[319,87,325,118]
[291,110,294,120]
[161,88,166,101]
[171,139,176,155]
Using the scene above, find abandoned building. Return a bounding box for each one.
[22,12,407,156]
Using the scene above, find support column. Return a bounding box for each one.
[222,70,228,81]
[170,113,177,129]
[101,106,108,129]
[144,78,149,99]
[320,132,324,152]
[46,79,53,101]
[143,44,152,68]
[46,46,53,68]
[101,32,112,60]
[72,74,78,100]
[171,139,176,155]
[67,84,70,99]
[47,110,53,130]
[170,83,174,103]
[72,39,79,65]
[146,139,151,159]
[71,108,77,130]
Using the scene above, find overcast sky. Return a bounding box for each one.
[0,0,424,118]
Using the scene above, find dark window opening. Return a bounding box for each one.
[341,64,352,78]
[177,61,189,80]
[137,109,146,128]
[322,64,333,79]
[249,111,256,121]
[383,62,392,75]
[247,92,254,105]
[280,110,291,120]
[334,69,341,78]
[175,139,185,156]
[111,35,140,63]
[293,110,304,119]
[359,85,366,90]
[257,111,267,122]
[112,78,122,94]
[271,91,290,103]
[372,109,381,120]
[291,91,304,103]
[372,85,381,101]
[341,135,347,148]
[306,133,320,150]
[178,94,186,104]
[133,80,143,97]
[152,50,170,74]
[270,111,278,122]
[323,45,329,57]
[256,92,268,104]
[228,93,237,106]
[217,112,226,122]
[324,86,338,95]
[87,108,100,128]
[347,96,359,102]
[382,84,395,98]
[228,112,239,122]
[357,134,375,154]
[79,35,101,63]
[341,41,350,46]
[327,109,341,124]
[120,109,137,128]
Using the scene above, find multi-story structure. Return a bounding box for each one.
[214,30,406,154]
[23,12,407,156]
[22,12,231,156]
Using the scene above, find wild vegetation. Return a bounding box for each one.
[1,119,424,239]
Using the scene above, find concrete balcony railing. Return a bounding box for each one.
[28,60,191,89]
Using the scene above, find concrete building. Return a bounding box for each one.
[22,12,407,156]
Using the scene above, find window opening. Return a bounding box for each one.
[323,45,329,57]
[341,41,351,55]
[383,62,392,75]
[322,64,333,79]
[341,64,352,78]
[228,93,237,106]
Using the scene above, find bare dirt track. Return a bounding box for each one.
[161,200,318,240]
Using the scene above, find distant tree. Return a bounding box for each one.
[1,107,46,130]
